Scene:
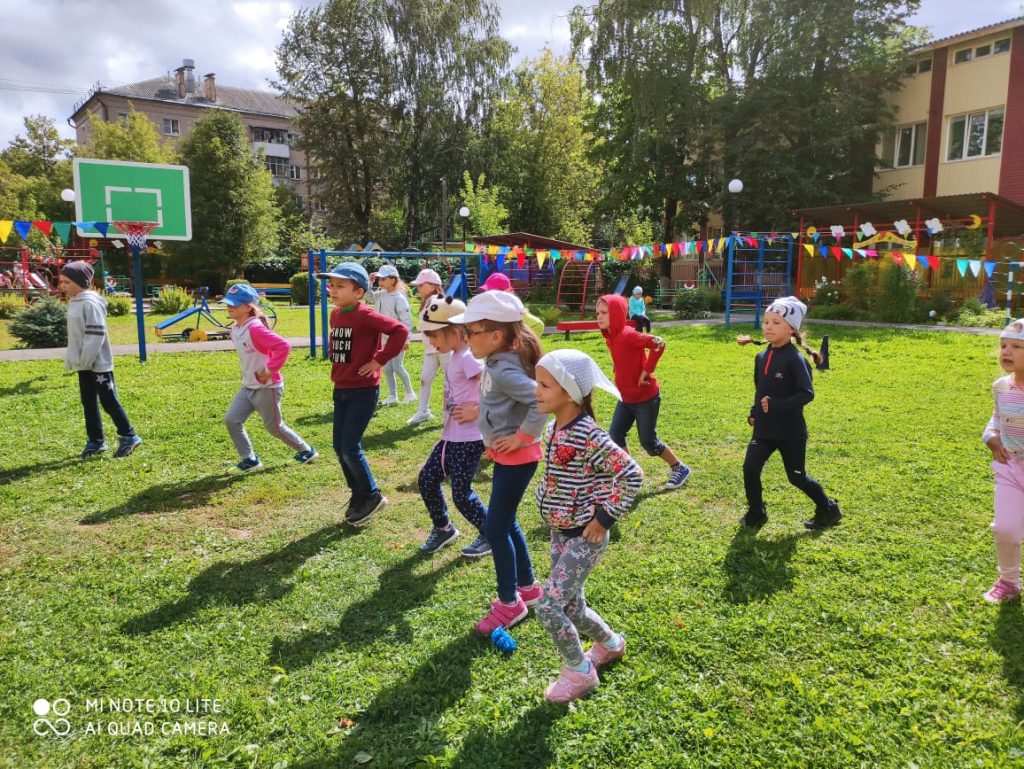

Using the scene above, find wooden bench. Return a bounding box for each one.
[556,319,601,339]
[252,282,292,301]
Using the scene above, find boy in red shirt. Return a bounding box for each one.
[316,262,410,526]
[597,294,691,490]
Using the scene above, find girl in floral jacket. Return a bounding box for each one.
[532,349,643,703]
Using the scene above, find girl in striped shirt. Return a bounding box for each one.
[982,318,1024,603]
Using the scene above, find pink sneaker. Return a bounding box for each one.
[474,597,528,636]
[983,578,1021,604]
[585,636,626,668]
[517,582,544,606]
[544,664,599,703]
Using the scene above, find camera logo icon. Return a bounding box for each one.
[33,698,71,737]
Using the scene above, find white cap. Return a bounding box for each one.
[764,296,807,330]
[448,290,526,325]
[537,349,620,404]
[376,264,399,279]
[1001,318,1024,341]
[411,268,443,286]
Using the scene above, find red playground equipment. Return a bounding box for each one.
[555,260,604,318]
[0,245,101,302]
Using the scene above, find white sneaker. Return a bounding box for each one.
[407,410,433,425]
[401,393,418,404]
[381,396,399,407]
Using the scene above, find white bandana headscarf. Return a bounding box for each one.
[536,349,620,405]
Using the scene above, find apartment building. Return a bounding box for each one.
[874,17,1024,204]
[68,59,324,216]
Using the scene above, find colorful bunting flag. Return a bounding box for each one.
[956,259,968,277]
[969,260,981,278]
[985,261,997,278]
[0,220,11,243]
[94,222,110,237]
[53,222,72,243]
[32,221,53,238]
[905,253,917,269]
[14,221,31,239]
[927,256,940,270]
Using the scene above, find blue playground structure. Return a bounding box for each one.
[724,235,795,329]
[307,249,474,360]
[153,286,278,342]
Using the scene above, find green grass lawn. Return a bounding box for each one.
[1,326,1021,768]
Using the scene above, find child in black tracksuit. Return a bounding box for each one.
[740,296,840,530]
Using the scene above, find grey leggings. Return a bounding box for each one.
[384,348,413,400]
[224,386,310,459]
[535,528,616,666]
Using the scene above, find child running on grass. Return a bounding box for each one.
[367,264,415,406]
[317,262,410,527]
[981,318,1024,603]
[416,295,491,558]
[533,349,642,703]
[596,294,690,490]
[59,261,142,459]
[449,291,547,635]
[221,283,316,472]
[407,268,448,426]
[738,296,840,530]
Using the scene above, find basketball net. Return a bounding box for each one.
[113,221,159,252]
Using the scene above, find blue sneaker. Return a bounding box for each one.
[236,456,263,472]
[294,448,318,464]
[460,534,492,558]
[114,434,142,458]
[421,526,460,554]
[663,463,691,490]
[80,440,108,458]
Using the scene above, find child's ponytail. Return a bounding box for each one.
[512,322,543,379]
[792,328,822,367]
[580,392,595,421]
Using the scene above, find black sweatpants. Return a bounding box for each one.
[78,370,135,442]
[742,436,829,510]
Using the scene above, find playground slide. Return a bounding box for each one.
[446,273,463,297]
[27,272,48,289]
[613,274,629,295]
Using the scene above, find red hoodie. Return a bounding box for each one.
[599,294,665,404]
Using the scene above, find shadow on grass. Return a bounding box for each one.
[79,469,281,524]
[446,702,562,769]
[121,523,355,636]
[722,526,804,604]
[992,602,1024,721]
[0,374,48,398]
[0,457,79,486]
[269,552,464,670]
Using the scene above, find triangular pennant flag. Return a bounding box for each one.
[33,221,53,238]
[536,251,547,269]
[842,248,853,259]
[892,253,904,266]
[516,251,525,269]
[819,246,828,258]
[53,222,72,243]
[928,256,940,270]
[0,220,12,243]
[804,244,815,256]
[956,259,968,277]
[969,260,982,278]
[811,231,820,242]
[916,254,928,269]
[854,249,866,257]
[904,253,917,269]
[985,261,997,278]
[550,249,560,261]
[791,232,800,239]
[696,240,705,254]
[830,247,843,259]
[94,222,110,237]
[496,254,505,271]
[717,238,726,254]
[14,221,32,239]
[866,249,878,257]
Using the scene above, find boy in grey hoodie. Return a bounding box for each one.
[59,262,142,458]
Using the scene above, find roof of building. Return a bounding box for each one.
[70,75,298,121]
[470,232,600,253]
[914,15,1024,54]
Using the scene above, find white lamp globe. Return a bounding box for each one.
[727,179,744,194]
[61,188,76,202]
[458,206,470,218]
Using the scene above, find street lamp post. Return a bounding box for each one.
[458,205,470,244]
[727,178,743,234]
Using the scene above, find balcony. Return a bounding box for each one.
[253,141,290,159]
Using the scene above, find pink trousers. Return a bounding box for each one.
[992,459,1024,585]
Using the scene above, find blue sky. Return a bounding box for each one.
[0,0,1020,147]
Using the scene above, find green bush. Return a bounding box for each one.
[701,287,724,313]
[0,294,26,319]
[806,303,864,321]
[9,297,67,348]
[871,263,920,323]
[841,261,877,312]
[673,287,710,319]
[534,306,562,326]
[151,286,193,315]
[951,305,1006,329]
[812,277,841,306]
[224,279,248,293]
[918,291,956,321]
[290,272,320,306]
[106,295,132,317]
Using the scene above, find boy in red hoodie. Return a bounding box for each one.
[596,294,691,489]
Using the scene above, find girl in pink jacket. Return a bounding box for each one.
[222,284,317,472]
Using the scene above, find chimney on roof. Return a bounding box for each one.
[183,58,196,95]
[203,73,216,103]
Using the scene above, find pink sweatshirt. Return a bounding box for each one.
[231,317,291,388]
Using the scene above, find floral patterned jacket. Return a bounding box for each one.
[535,413,643,531]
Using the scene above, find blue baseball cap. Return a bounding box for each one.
[316,262,369,292]
[223,283,261,306]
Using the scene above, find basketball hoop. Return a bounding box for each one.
[112,221,159,252]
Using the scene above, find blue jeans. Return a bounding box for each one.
[332,387,379,500]
[485,462,537,603]
[609,394,667,456]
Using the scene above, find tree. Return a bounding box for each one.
[168,111,278,284]
[481,51,599,245]
[456,171,508,236]
[79,108,177,163]
[0,115,75,223]
[275,0,510,246]
[273,186,334,266]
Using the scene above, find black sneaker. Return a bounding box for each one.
[80,439,108,458]
[345,493,387,527]
[421,526,460,554]
[805,498,842,530]
[114,434,143,458]
[460,534,492,558]
[740,504,768,529]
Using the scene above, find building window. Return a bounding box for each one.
[288,165,301,181]
[253,127,288,144]
[947,108,1004,161]
[976,43,992,58]
[163,118,180,136]
[313,200,328,213]
[917,58,932,73]
[265,157,288,177]
[881,122,926,168]
[954,48,972,64]
[117,112,128,121]
[904,58,932,76]
[994,38,1011,54]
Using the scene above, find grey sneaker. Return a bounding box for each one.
[80,440,108,458]
[421,526,460,554]
[114,434,142,458]
[663,463,691,490]
[460,534,492,558]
